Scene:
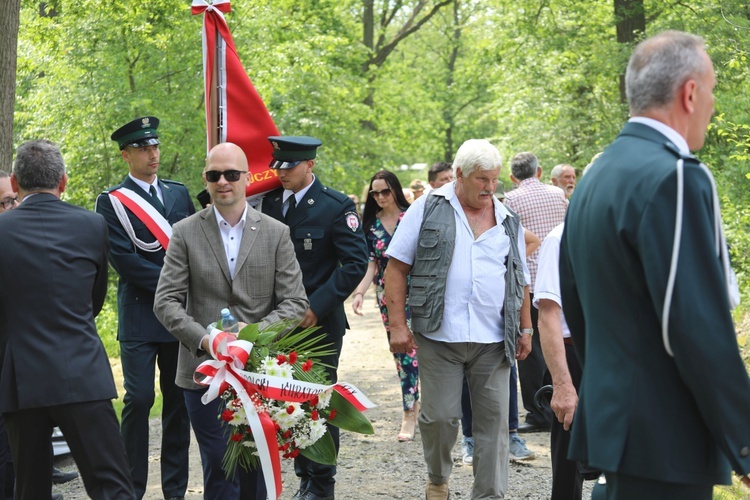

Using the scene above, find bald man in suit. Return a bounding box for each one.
[154,142,308,499]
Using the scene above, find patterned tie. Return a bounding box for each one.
[285,195,296,222]
[149,185,165,215]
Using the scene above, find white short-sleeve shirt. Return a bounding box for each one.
[532,222,571,338]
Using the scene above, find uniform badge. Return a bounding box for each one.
[304,238,313,250]
[345,211,360,232]
[272,141,280,150]
[141,117,150,128]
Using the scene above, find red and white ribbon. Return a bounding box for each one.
[194,329,375,499]
[109,188,172,250]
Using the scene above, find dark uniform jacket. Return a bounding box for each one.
[560,122,750,486]
[262,178,368,358]
[0,194,115,412]
[96,176,195,343]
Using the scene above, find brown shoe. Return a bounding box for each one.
[425,480,449,500]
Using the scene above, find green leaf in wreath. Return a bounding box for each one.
[238,323,260,342]
[298,429,337,465]
[327,390,374,434]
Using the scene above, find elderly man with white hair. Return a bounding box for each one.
[385,139,533,500]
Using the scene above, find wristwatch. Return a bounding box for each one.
[520,328,534,336]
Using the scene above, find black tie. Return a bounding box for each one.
[149,185,165,215]
[285,196,296,222]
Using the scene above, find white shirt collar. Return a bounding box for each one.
[283,175,315,205]
[212,203,248,229]
[128,174,160,195]
[629,116,690,155]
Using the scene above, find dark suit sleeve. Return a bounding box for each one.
[95,192,164,292]
[307,198,368,319]
[640,163,750,475]
[92,214,110,317]
[559,220,586,364]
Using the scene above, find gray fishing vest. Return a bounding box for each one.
[409,192,525,364]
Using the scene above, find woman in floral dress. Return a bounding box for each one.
[352,170,419,441]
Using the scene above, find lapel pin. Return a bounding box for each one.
[308,199,314,205]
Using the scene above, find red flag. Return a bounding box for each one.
[192,0,281,197]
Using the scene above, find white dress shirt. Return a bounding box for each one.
[212,204,248,279]
[128,174,163,204]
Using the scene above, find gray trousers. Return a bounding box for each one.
[416,332,510,499]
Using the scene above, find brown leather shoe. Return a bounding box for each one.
[425,480,449,500]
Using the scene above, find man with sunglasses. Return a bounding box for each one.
[155,142,308,499]
[95,116,194,500]
[261,136,368,500]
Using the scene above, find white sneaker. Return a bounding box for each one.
[461,436,474,465]
[509,433,535,461]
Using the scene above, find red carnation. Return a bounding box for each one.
[302,359,313,372]
[286,405,295,415]
[311,410,319,421]
[329,409,337,420]
[289,351,298,364]
[289,449,300,458]
[283,430,292,439]
[230,433,243,442]
[221,409,234,422]
[276,354,287,365]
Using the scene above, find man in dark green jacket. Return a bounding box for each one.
[560,31,750,499]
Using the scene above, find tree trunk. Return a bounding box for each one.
[614,0,645,103]
[0,0,21,169]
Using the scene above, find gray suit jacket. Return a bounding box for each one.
[154,204,308,390]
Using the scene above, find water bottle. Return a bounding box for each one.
[220,308,239,334]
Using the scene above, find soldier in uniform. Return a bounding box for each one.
[95,116,194,500]
[261,136,368,500]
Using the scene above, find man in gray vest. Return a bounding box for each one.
[385,139,533,500]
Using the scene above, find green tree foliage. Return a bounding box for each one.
[12,0,750,318]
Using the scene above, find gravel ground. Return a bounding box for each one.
[55,291,595,499]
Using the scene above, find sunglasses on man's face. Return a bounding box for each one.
[204,170,246,183]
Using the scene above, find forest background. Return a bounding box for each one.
[1,1,749,384]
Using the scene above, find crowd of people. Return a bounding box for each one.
[0,29,748,500]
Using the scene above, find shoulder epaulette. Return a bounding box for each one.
[321,185,348,203]
[161,179,186,186]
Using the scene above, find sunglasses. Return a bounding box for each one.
[369,188,392,198]
[205,170,246,183]
[268,159,308,170]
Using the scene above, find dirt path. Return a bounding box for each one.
[56,290,594,499]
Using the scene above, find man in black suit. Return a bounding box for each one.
[0,140,135,499]
[262,136,368,500]
[560,31,750,498]
[95,117,193,500]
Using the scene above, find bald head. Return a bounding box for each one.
[206,142,249,171]
[203,142,251,221]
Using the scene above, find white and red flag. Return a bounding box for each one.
[192,0,281,196]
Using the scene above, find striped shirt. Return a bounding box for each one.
[503,177,567,292]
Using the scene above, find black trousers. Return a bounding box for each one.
[4,400,135,500]
[120,340,190,499]
[518,295,553,426]
[294,330,343,497]
[544,342,583,500]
